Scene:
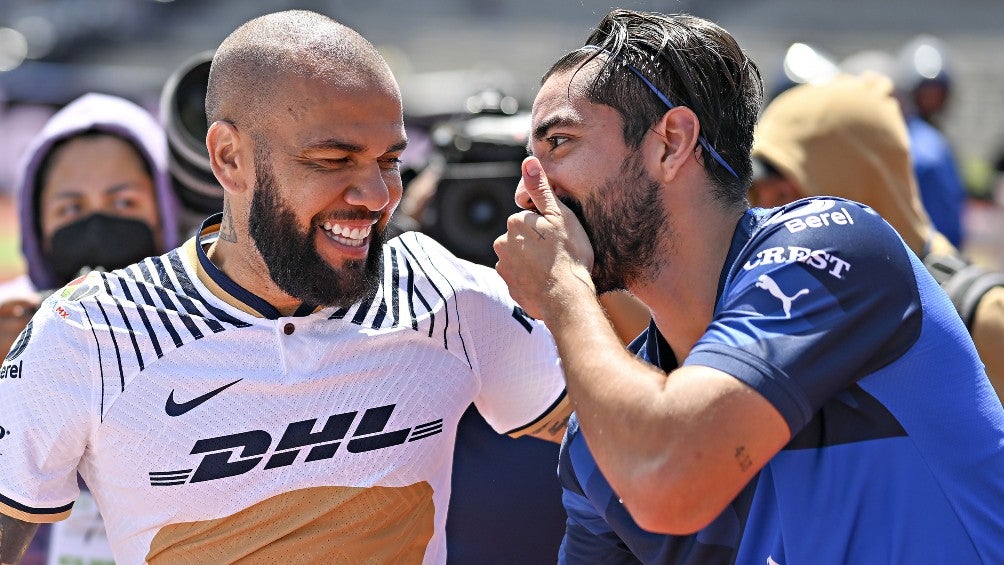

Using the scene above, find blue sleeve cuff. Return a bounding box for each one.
[685,343,814,434]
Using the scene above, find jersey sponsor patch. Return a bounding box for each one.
[149,403,445,486]
[743,246,852,279]
[0,360,24,380]
[764,199,859,235]
[59,281,101,302]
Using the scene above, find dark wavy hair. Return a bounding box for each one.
[545,9,763,204]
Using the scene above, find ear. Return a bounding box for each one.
[647,106,701,183]
[206,120,252,195]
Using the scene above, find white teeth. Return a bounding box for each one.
[321,221,372,244]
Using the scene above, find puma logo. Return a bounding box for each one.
[755,274,809,318]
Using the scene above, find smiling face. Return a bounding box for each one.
[522,66,669,293]
[39,134,161,250]
[242,72,407,306]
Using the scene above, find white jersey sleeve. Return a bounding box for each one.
[0,290,96,523]
[401,233,566,436]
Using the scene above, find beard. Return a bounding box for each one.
[559,155,668,294]
[247,154,386,308]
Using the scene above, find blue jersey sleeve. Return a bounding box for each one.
[686,198,923,434]
[558,414,646,565]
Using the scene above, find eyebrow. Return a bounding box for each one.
[528,114,581,155]
[302,138,409,155]
[48,182,144,199]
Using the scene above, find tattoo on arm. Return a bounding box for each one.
[734,445,753,472]
[0,514,39,565]
[528,413,570,444]
[219,199,238,243]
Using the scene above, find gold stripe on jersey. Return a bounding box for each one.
[507,391,571,439]
[146,483,434,564]
[0,501,72,524]
[185,238,268,318]
[190,232,326,318]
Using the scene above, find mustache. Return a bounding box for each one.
[315,210,383,223]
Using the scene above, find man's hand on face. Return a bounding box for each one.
[0,299,38,357]
[493,157,595,323]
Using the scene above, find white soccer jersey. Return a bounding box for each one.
[0,222,566,564]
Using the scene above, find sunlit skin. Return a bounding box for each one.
[509,62,723,349]
[39,135,161,251]
[207,72,407,315]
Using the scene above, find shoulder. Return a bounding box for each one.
[753,197,903,254]
[387,231,508,296]
[735,197,920,331]
[743,198,915,288]
[39,248,201,330]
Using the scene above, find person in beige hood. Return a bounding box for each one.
[751,73,1004,400]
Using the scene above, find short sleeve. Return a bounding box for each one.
[454,262,565,436]
[686,199,923,434]
[0,295,96,522]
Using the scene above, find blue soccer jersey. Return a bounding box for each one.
[558,197,1004,564]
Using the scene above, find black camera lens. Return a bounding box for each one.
[160,50,223,216]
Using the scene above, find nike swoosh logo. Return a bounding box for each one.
[165,379,243,417]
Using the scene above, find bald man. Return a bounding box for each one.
[0,11,568,564]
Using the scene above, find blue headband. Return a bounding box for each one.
[578,45,739,179]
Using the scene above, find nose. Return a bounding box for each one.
[346,165,393,211]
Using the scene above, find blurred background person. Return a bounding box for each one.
[0,91,179,565]
[897,34,954,130]
[750,73,1004,400]
[894,36,968,248]
[0,92,180,351]
[839,46,968,249]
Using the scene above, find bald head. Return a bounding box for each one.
[206,10,395,127]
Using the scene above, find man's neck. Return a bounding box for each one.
[630,204,746,360]
[205,237,304,317]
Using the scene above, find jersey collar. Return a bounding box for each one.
[192,213,319,319]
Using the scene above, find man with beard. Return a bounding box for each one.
[0,11,568,564]
[494,9,1004,564]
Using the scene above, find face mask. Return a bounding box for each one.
[47,213,158,286]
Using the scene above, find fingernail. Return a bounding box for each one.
[526,160,541,177]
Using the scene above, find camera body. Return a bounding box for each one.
[423,110,529,266]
